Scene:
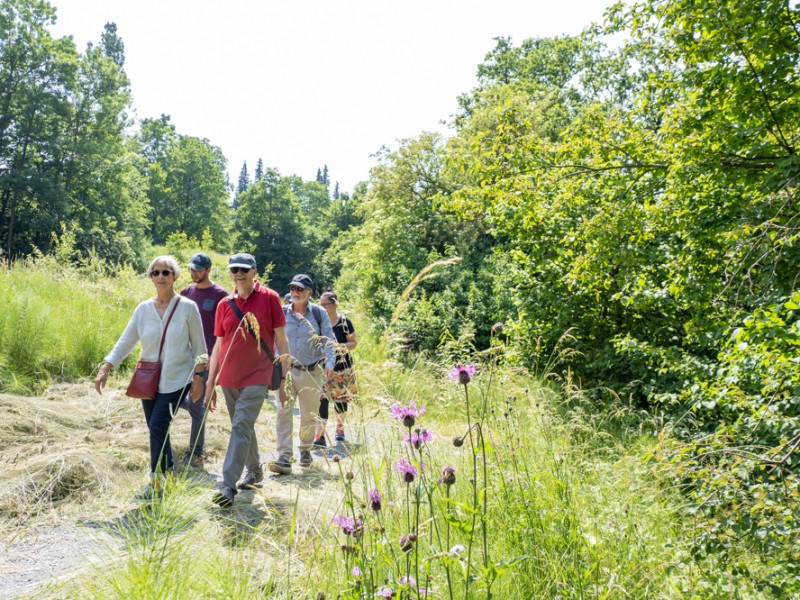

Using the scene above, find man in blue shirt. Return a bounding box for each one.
[269,273,335,474]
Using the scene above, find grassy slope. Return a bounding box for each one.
[0,259,721,599]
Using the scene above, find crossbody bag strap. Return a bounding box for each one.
[227,297,275,363]
[157,298,180,362]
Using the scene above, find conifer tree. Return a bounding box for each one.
[322,164,330,188]
[255,158,263,182]
[237,161,250,195]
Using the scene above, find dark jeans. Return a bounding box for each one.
[141,385,189,474]
[179,384,207,456]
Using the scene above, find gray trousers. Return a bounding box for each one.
[221,385,267,489]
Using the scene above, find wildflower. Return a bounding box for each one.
[449,363,476,385]
[390,401,426,428]
[395,458,420,483]
[403,428,433,449]
[332,454,341,462]
[351,566,362,578]
[452,435,464,447]
[400,575,416,587]
[439,465,456,486]
[399,532,417,553]
[368,488,382,513]
[450,544,465,556]
[333,514,363,537]
[377,587,394,598]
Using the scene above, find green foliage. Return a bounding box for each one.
[147,134,231,248]
[233,169,312,291]
[0,0,151,265]
[331,2,800,592]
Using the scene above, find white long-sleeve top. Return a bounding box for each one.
[104,295,207,394]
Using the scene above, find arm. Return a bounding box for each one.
[94,307,142,395]
[203,337,223,410]
[342,317,357,351]
[187,301,209,402]
[274,326,291,407]
[318,308,336,376]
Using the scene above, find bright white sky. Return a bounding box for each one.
[49,0,611,195]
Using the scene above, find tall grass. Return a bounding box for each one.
[0,251,232,394]
[0,257,699,599]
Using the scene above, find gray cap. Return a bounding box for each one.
[188,253,212,271]
[289,273,314,290]
[228,253,257,270]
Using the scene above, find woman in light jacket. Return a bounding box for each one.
[95,255,207,503]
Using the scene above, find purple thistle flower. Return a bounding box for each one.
[390,401,426,428]
[439,465,456,486]
[399,532,417,553]
[395,458,421,483]
[351,566,362,578]
[332,514,362,537]
[403,429,433,449]
[400,575,417,587]
[368,488,382,512]
[449,363,477,385]
[377,587,394,598]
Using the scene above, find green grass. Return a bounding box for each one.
[0,256,759,598]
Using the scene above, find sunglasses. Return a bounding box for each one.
[289,285,306,292]
[150,269,173,277]
[229,267,251,274]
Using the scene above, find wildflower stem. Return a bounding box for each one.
[463,382,477,600]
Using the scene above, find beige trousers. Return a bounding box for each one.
[275,365,325,458]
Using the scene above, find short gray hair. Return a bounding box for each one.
[147,255,181,278]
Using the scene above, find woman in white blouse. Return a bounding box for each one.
[94,255,207,503]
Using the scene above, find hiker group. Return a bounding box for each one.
[94,252,358,506]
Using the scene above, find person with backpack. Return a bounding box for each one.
[269,274,335,474]
[313,291,358,446]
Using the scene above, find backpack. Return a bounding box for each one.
[284,302,325,334]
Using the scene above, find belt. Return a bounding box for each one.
[290,359,323,371]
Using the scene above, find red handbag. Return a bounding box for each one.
[126,300,179,400]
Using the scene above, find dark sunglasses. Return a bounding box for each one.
[149,269,173,277]
[229,267,251,274]
[289,285,306,292]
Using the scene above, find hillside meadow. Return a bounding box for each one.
[0,256,779,599]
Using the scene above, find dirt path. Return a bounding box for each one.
[0,383,394,599]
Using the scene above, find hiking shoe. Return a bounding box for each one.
[335,428,345,442]
[133,483,162,506]
[268,456,292,475]
[299,450,313,467]
[237,470,264,490]
[180,452,205,469]
[212,484,236,507]
[313,436,327,448]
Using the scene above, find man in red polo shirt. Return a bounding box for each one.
[204,253,289,507]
